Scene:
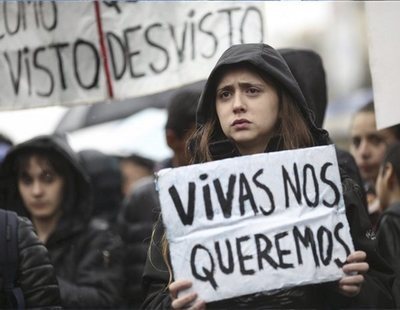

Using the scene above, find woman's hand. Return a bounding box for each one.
[169,279,206,309]
[338,251,369,297]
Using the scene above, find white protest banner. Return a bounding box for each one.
[157,144,354,302]
[0,1,265,110]
[366,2,400,130]
[0,2,107,110]
[100,1,265,100]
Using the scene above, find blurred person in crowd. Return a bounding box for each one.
[78,149,123,229]
[0,209,61,308]
[142,43,395,309]
[119,153,155,197]
[156,89,200,170]
[117,89,200,308]
[0,133,13,164]
[0,135,124,308]
[350,102,400,228]
[375,142,400,306]
[279,48,365,197]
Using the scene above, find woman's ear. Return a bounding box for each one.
[165,128,177,150]
[166,128,186,152]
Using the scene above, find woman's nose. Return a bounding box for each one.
[32,181,43,196]
[358,140,371,158]
[232,93,246,113]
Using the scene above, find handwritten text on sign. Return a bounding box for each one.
[0,2,106,109]
[101,1,264,100]
[0,1,265,110]
[157,145,354,302]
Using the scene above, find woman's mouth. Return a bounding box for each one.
[31,202,47,209]
[231,119,250,129]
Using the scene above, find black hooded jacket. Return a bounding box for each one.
[142,44,394,309]
[0,135,124,308]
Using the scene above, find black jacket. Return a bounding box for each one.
[142,44,395,309]
[0,215,61,309]
[377,202,400,306]
[117,176,159,307]
[0,135,124,308]
[377,203,400,275]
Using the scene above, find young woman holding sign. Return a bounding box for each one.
[142,44,395,309]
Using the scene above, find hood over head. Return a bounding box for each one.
[78,149,122,220]
[0,134,92,226]
[196,43,329,152]
[278,48,327,128]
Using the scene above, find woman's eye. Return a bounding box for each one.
[20,176,32,185]
[247,87,259,95]
[370,135,383,146]
[42,172,55,183]
[352,137,361,148]
[219,91,231,99]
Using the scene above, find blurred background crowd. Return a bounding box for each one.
[1,2,399,309]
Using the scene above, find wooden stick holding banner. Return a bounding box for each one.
[94,0,114,99]
[156,144,354,302]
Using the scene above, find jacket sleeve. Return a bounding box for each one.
[17,217,62,309]
[57,228,124,308]
[377,213,400,306]
[377,214,400,272]
[325,174,395,308]
[141,216,172,310]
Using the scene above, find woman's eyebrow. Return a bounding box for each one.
[237,82,264,88]
[18,171,30,178]
[217,81,263,92]
[216,84,234,92]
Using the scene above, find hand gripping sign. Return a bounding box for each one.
[156,145,354,303]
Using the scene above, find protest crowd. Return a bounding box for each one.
[1,2,400,309]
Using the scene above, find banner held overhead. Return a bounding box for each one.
[0,1,265,110]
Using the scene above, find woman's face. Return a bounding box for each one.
[215,67,279,155]
[350,111,398,184]
[18,154,64,221]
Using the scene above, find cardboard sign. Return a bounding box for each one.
[0,1,265,110]
[366,2,400,129]
[157,145,354,302]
